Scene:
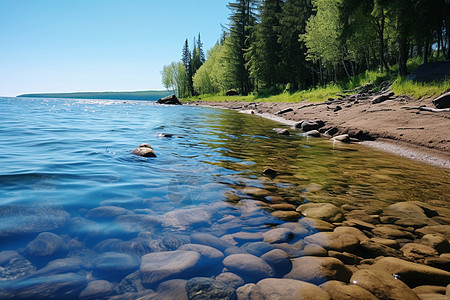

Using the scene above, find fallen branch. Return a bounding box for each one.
[419,107,450,112]
[396,127,425,130]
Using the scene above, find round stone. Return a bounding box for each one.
[140,250,201,285]
[223,254,275,282]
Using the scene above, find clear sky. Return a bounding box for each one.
[0,0,230,96]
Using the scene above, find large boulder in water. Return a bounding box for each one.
[156,95,182,105]
[132,143,157,157]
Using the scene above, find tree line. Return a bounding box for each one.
[162,0,450,97]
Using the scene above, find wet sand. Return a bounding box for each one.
[186,93,450,169]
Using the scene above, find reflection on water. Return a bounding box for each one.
[0,97,448,298]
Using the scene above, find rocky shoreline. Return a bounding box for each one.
[186,92,450,169]
[1,187,449,299]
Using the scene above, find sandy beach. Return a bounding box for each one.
[186,93,450,169]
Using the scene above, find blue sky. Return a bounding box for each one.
[0,0,230,96]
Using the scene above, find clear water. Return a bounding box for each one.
[0,97,448,298]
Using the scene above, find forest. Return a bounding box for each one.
[161,0,450,98]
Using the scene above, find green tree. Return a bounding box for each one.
[193,43,234,94]
[249,0,283,90]
[278,0,313,90]
[225,0,259,95]
[160,62,187,97]
[182,39,193,96]
[302,0,344,82]
[197,33,206,64]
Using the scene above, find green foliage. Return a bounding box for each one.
[225,0,259,95]
[248,0,283,88]
[278,0,312,90]
[193,44,233,94]
[302,0,343,65]
[161,62,187,97]
[391,77,450,99]
[166,0,450,100]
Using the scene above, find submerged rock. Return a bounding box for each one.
[162,208,212,231]
[256,278,331,300]
[373,257,450,287]
[320,280,377,300]
[297,203,344,223]
[261,249,292,277]
[236,283,263,300]
[179,244,224,264]
[285,256,352,285]
[92,252,139,280]
[0,251,35,281]
[400,243,439,261]
[263,228,293,244]
[298,217,335,232]
[132,143,157,157]
[222,254,275,282]
[190,233,233,252]
[185,277,237,300]
[420,234,450,254]
[155,279,188,300]
[360,240,404,258]
[140,250,201,285]
[79,280,114,300]
[304,231,359,252]
[2,273,87,299]
[262,168,277,177]
[21,232,67,258]
[0,205,70,237]
[86,206,132,220]
[350,268,419,300]
[216,272,245,289]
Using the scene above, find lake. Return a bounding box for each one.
[0,97,449,299]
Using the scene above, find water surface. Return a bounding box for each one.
[0,97,448,298]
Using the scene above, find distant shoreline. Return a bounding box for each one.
[16,90,171,101]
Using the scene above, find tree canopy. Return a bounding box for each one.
[163,0,450,97]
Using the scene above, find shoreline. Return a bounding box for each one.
[186,97,450,169]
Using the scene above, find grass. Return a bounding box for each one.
[185,58,449,103]
[186,84,351,103]
[391,77,450,99]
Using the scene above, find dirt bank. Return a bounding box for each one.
[186,93,450,168]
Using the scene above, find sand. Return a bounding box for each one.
[186,93,450,169]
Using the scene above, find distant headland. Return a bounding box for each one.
[17,90,171,101]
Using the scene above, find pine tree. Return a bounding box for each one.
[278,0,312,90]
[225,0,258,95]
[192,37,201,75]
[197,33,206,64]
[249,0,283,91]
[181,39,193,97]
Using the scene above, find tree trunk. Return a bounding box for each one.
[423,38,429,64]
[319,60,323,85]
[351,60,356,77]
[399,38,408,76]
[378,11,391,72]
[447,23,450,60]
[341,60,351,78]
